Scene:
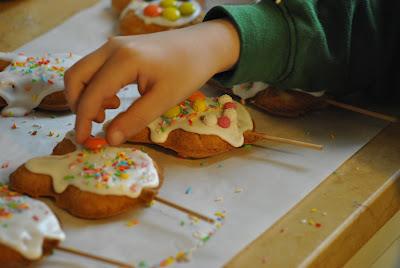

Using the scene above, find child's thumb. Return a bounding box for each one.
[106,84,180,146]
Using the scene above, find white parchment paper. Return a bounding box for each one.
[0,1,389,267]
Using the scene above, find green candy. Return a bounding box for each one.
[162,7,181,21]
[179,2,196,16]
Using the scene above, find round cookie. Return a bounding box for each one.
[0,184,65,267]
[10,133,163,219]
[0,52,80,117]
[118,0,205,35]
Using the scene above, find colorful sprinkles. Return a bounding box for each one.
[0,52,79,117]
[142,209,225,268]
[0,183,65,259]
[0,184,33,221]
[25,142,159,198]
[8,54,68,83]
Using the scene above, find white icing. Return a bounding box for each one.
[148,95,253,147]
[202,113,217,126]
[231,81,326,99]
[223,108,237,122]
[121,0,202,28]
[0,186,65,260]
[217,94,233,105]
[0,52,80,116]
[232,81,269,100]
[25,135,159,198]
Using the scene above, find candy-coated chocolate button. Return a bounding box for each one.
[144,4,162,17]
[223,101,237,110]
[188,90,205,102]
[160,0,177,8]
[193,99,207,112]
[83,137,108,150]
[162,7,181,21]
[179,2,196,16]
[218,116,231,128]
[163,105,181,118]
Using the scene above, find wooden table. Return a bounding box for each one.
[1,1,399,267]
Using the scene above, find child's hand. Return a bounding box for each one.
[64,19,240,145]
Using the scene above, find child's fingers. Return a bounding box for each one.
[93,96,121,123]
[94,110,106,123]
[74,53,138,143]
[64,44,111,112]
[103,95,121,109]
[106,84,180,145]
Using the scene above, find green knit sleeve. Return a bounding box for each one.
[204,1,381,97]
[204,1,293,88]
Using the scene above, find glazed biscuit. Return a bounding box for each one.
[0,91,68,113]
[122,93,261,158]
[10,135,163,219]
[119,0,205,35]
[128,127,260,158]
[0,185,65,267]
[208,80,327,117]
[0,52,80,116]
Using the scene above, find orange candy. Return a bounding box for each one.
[83,137,108,151]
[144,4,162,17]
[188,91,206,102]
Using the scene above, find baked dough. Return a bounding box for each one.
[124,93,262,158]
[118,0,205,35]
[0,185,65,267]
[128,127,260,158]
[0,52,80,116]
[10,134,163,219]
[208,80,327,117]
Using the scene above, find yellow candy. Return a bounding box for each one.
[163,105,181,118]
[120,173,129,180]
[162,7,181,21]
[179,2,196,16]
[193,99,207,112]
[160,0,177,8]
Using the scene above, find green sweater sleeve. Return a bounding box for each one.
[204,0,383,98]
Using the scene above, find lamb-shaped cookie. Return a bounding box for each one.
[208,80,327,118]
[10,132,163,219]
[0,184,65,267]
[126,92,322,158]
[0,52,80,116]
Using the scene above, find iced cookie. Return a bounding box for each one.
[10,132,163,219]
[117,0,204,35]
[124,92,270,158]
[209,80,327,117]
[0,52,80,116]
[0,184,65,267]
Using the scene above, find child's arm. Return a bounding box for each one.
[64,19,240,145]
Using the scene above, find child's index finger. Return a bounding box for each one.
[64,43,113,112]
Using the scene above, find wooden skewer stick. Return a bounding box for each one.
[251,132,323,151]
[154,196,215,224]
[325,99,397,123]
[55,245,135,268]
